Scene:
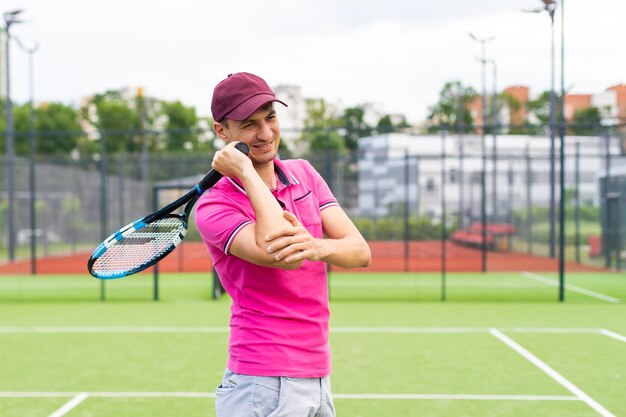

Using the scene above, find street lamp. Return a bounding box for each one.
[558,1,566,301]
[3,9,24,262]
[469,32,494,272]
[524,0,558,258]
[13,35,38,274]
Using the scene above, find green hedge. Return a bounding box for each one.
[352,216,450,241]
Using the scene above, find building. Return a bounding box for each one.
[502,85,530,126]
[273,84,307,153]
[607,84,626,124]
[357,133,624,221]
[468,84,626,130]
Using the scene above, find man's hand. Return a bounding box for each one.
[211,141,253,179]
[264,211,327,264]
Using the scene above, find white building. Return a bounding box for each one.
[357,133,624,221]
[274,84,307,152]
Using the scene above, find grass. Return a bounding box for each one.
[0,272,625,417]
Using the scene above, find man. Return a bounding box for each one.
[195,72,371,417]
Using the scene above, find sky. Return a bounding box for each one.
[2,0,625,124]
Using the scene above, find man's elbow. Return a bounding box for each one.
[344,242,371,269]
[359,244,372,268]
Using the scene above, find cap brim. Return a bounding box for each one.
[225,94,288,121]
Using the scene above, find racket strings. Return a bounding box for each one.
[92,218,186,274]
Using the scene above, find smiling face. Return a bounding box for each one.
[214,102,281,168]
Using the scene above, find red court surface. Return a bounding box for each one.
[0,241,603,275]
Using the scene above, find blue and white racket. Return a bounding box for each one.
[88,142,249,279]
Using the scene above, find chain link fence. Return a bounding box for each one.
[1,126,625,275]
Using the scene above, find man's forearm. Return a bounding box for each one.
[239,168,291,248]
[318,236,371,269]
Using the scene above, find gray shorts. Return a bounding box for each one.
[215,369,336,417]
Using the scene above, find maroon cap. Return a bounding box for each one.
[211,72,287,122]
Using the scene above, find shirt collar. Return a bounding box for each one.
[227,158,300,194]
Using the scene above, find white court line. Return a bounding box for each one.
[47,393,87,417]
[0,392,214,398]
[506,327,602,334]
[0,326,230,333]
[0,326,610,334]
[332,327,490,334]
[0,280,210,290]
[522,272,620,303]
[333,393,578,401]
[490,328,616,417]
[599,329,626,343]
[0,391,578,402]
[330,281,538,288]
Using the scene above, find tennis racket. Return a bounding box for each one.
[88,142,249,279]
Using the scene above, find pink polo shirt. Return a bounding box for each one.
[195,158,339,378]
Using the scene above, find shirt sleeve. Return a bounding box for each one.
[195,190,253,256]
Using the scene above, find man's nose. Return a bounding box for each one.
[258,121,273,140]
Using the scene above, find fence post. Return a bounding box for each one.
[29,126,37,274]
[481,132,488,273]
[508,161,514,239]
[440,129,447,301]
[404,150,410,272]
[574,141,580,263]
[525,144,532,255]
[153,185,160,301]
[457,89,466,229]
[604,132,612,269]
[99,132,107,301]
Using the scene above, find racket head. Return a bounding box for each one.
[88,214,188,279]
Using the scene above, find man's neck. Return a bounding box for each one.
[254,161,277,189]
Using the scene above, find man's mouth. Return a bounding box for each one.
[253,140,274,150]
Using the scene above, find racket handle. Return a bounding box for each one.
[197,142,250,191]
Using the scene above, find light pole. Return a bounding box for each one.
[3,9,24,262]
[13,35,38,274]
[469,32,494,272]
[558,0,566,301]
[524,0,558,258]
[487,58,498,221]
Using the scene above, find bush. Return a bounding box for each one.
[351,215,450,241]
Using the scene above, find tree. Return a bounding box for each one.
[338,106,373,150]
[526,91,551,125]
[377,114,410,134]
[81,90,137,153]
[29,103,83,155]
[572,107,601,135]
[427,81,477,132]
[299,99,345,153]
[1,100,83,156]
[161,100,199,151]
[96,100,136,152]
[526,90,564,135]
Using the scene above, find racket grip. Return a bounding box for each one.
[197,142,250,191]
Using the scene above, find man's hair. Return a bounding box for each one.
[218,102,275,128]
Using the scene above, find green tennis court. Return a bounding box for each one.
[1,271,625,417]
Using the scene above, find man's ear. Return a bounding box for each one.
[214,121,229,140]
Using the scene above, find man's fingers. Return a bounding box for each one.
[266,236,296,253]
[282,211,302,227]
[264,228,294,242]
[264,213,303,242]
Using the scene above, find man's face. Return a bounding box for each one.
[215,103,281,166]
